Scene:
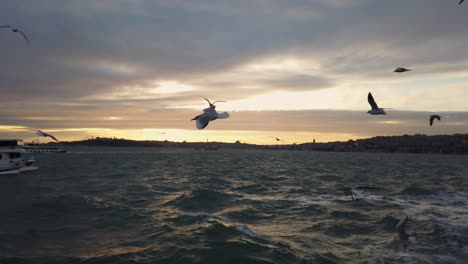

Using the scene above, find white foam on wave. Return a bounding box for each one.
[0,166,38,175]
[181,211,230,221]
[182,211,213,217]
[236,224,261,239]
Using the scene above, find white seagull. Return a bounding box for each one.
[394,215,417,250]
[34,130,60,143]
[367,92,389,115]
[191,97,230,130]
[0,25,30,44]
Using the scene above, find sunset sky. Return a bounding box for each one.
[1,0,468,144]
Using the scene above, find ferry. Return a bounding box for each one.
[0,139,37,174]
[22,140,67,153]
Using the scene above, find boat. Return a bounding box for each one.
[22,139,67,153]
[203,145,220,150]
[202,138,220,150]
[0,139,37,174]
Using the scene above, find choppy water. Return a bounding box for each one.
[1,147,467,264]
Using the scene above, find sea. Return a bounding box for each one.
[0,147,467,264]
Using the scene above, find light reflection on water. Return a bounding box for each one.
[0,147,467,263]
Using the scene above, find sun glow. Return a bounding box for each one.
[1,125,367,145]
[153,81,194,94]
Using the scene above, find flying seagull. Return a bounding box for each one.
[270,136,285,143]
[0,25,30,44]
[191,97,229,130]
[394,215,417,250]
[34,130,60,143]
[394,67,411,73]
[367,92,388,115]
[429,115,441,126]
[459,0,465,5]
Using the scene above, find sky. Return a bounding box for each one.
[1,0,468,144]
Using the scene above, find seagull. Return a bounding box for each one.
[394,215,417,250]
[459,0,465,5]
[429,115,441,126]
[191,97,230,130]
[0,25,30,44]
[343,187,360,200]
[394,67,411,73]
[367,92,389,115]
[270,136,285,143]
[33,130,60,143]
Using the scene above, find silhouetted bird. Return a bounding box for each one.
[394,67,411,73]
[270,136,284,143]
[0,25,30,44]
[394,215,416,250]
[429,115,441,126]
[34,130,59,142]
[367,92,388,115]
[459,0,465,5]
[191,97,229,129]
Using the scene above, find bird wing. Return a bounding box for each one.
[16,29,30,44]
[430,115,441,126]
[191,114,202,121]
[35,130,45,137]
[368,92,379,110]
[48,134,60,142]
[212,100,226,104]
[200,96,212,106]
[196,115,211,130]
[396,215,408,236]
[460,0,465,5]
[217,112,229,119]
[0,25,12,29]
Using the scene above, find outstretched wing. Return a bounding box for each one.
[460,0,465,5]
[396,215,408,236]
[196,115,211,129]
[200,96,212,106]
[35,130,45,137]
[48,134,60,142]
[0,25,12,29]
[368,92,379,110]
[16,29,30,44]
[429,115,441,126]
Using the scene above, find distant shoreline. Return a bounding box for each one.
[49,133,468,155]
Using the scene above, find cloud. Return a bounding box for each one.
[1,107,467,137]
[1,0,468,139]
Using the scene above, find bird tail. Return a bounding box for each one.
[217,112,230,119]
